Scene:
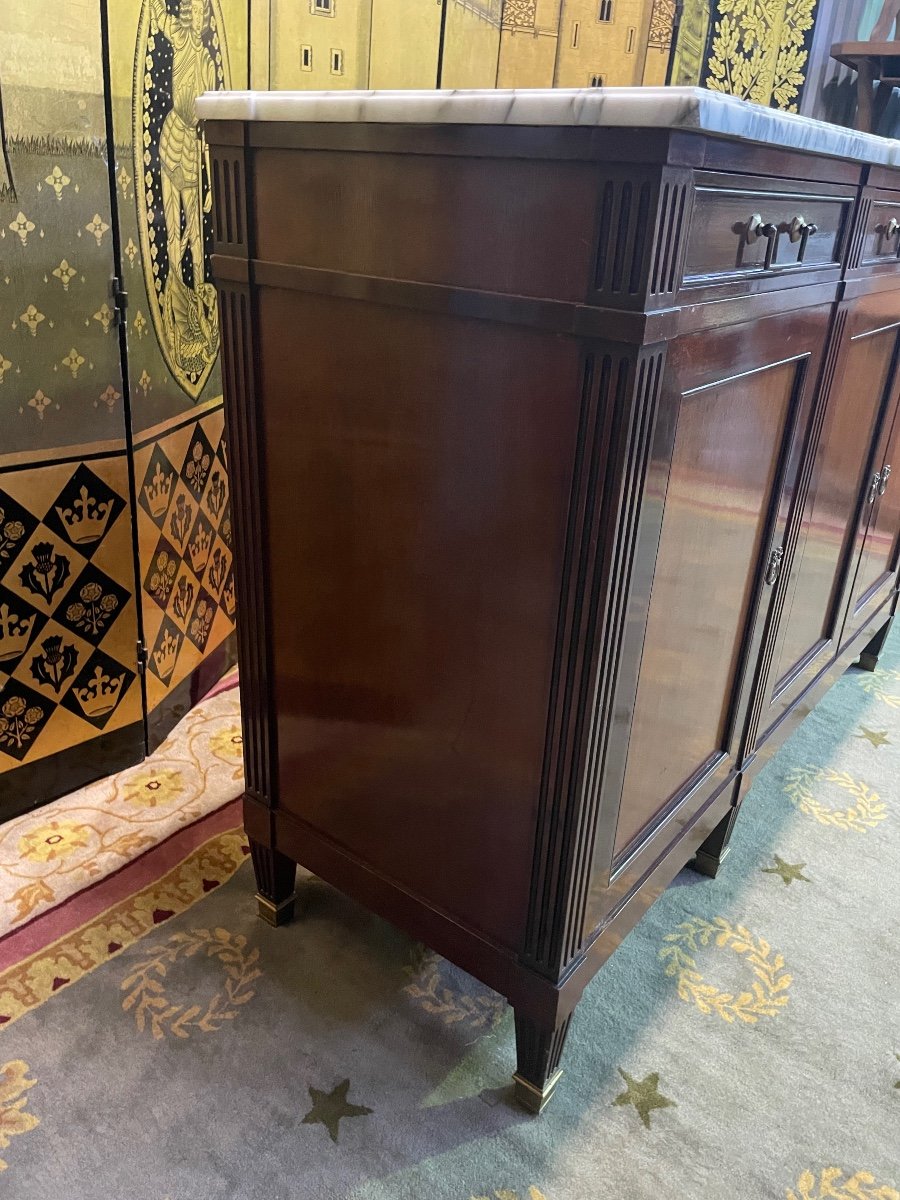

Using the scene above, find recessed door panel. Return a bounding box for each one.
[613,351,804,857]
[759,316,898,734]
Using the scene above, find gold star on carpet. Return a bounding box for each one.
[856,726,891,748]
[301,1078,372,1143]
[761,855,810,886]
[612,1069,675,1129]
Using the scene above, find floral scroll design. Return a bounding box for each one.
[706,0,817,112]
[787,1168,899,1200]
[0,1060,39,1172]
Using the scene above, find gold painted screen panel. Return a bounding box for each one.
[106,0,244,744]
[0,1,142,797]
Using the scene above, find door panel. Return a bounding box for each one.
[752,309,900,744]
[612,309,829,859]
[845,387,900,634]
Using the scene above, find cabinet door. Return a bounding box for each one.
[843,385,900,641]
[603,306,831,870]
[748,302,900,748]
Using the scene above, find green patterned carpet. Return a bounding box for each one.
[1,635,899,1199]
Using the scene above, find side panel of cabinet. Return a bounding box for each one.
[748,300,900,746]
[585,307,832,914]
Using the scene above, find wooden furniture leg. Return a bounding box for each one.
[513,1011,573,1114]
[249,839,298,926]
[857,59,878,132]
[691,806,740,878]
[858,616,894,672]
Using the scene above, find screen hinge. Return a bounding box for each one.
[112,276,128,325]
[136,639,148,675]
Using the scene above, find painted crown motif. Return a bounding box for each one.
[72,665,125,719]
[222,575,236,618]
[153,628,180,681]
[143,462,174,518]
[55,485,113,545]
[0,601,36,661]
[188,523,212,573]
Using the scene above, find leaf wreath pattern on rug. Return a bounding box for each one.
[0,1060,39,1172]
[301,1079,373,1143]
[786,1168,900,1200]
[403,946,506,1033]
[857,666,900,709]
[121,927,261,1040]
[783,766,888,832]
[659,916,791,1023]
[612,1069,676,1129]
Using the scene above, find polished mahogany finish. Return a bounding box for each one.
[205,116,900,1114]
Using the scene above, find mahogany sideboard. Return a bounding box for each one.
[199,88,900,1113]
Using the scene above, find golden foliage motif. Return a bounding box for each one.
[787,1168,900,1200]
[121,927,260,1040]
[706,0,817,112]
[404,947,505,1032]
[660,915,791,1023]
[0,1061,39,1171]
[783,765,888,832]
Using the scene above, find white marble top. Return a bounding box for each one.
[196,86,900,168]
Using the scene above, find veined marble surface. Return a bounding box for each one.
[196,86,900,167]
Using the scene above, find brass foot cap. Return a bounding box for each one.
[691,844,731,879]
[512,1068,563,1114]
[256,892,296,927]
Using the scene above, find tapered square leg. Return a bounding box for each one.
[691,806,740,878]
[512,1011,573,1114]
[858,617,893,673]
[249,839,297,926]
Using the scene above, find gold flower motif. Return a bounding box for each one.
[61,348,85,378]
[133,309,147,339]
[124,238,138,266]
[28,390,52,420]
[52,259,77,290]
[116,165,131,199]
[0,1060,39,1171]
[18,819,91,863]
[85,214,110,246]
[19,305,45,336]
[8,211,35,246]
[97,384,120,410]
[93,302,114,333]
[44,165,71,199]
[123,769,184,808]
[0,353,12,383]
[138,369,151,396]
[209,726,243,761]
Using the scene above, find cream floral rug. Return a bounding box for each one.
[0,672,242,937]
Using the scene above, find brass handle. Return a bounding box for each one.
[868,471,882,504]
[765,545,784,586]
[789,215,819,261]
[879,463,892,495]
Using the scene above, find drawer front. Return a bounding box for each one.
[859,198,900,267]
[682,177,852,289]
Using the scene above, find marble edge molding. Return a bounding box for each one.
[195,86,900,167]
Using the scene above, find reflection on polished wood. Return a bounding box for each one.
[206,111,900,1114]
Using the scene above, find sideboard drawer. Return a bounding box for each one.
[859,197,900,267]
[681,173,852,291]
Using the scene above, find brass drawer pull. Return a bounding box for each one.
[746,214,780,269]
[789,214,818,262]
[878,463,892,495]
